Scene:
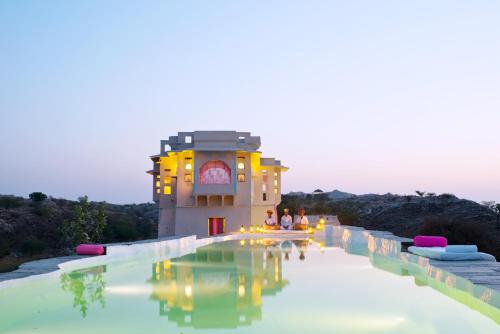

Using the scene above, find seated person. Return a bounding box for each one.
[293,208,309,230]
[264,209,280,230]
[280,208,293,230]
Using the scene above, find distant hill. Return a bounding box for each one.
[279,191,500,259]
[287,189,355,200]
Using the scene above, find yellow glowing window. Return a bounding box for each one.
[164,186,171,195]
[156,188,160,194]
[185,163,192,170]
[156,181,161,187]
[274,172,278,177]
[274,188,278,194]
[184,173,192,182]
[156,175,160,179]
[237,173,245,182]
[274,179,278,186]
[164,176,171,184]
[237,162,245,170]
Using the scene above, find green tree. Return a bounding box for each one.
[415,190,426,197]
[92,205,107,243]
[62,196,107,247]
[29,192,47,202]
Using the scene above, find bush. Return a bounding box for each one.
[20,239,47,256]
[29,192,48,202]
[0,196,23,209]
[337,209,361,226]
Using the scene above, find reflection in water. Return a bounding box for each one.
[149,239,293,328]
[56,228,500,326]
[60,265,106,317]
[322,227,500,324]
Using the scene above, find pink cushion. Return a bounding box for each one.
[76,244,105,255]
[413,235,447,247]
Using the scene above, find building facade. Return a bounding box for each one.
[148,131,288,237]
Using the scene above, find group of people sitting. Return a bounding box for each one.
[264,207,309,231]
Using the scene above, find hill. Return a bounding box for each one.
[0,195,157,272]
[278,192,500,259]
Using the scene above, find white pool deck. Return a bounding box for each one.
[1,226,500,309]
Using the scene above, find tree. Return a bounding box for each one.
[29,192,47,202]
[415,190,426,197]
[92,205,107,243]
[62,196,108,247]
[426,192,436,198]
[483,201,500,230]
[404,195,412,204]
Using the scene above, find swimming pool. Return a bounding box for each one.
[1,227,499,333]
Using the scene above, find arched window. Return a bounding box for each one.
[199,160,231,184]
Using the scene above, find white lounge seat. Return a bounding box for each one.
[408,246,496,261]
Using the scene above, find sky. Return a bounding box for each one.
[0,1,499,204]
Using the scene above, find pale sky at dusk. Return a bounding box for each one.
[1,1,499,204]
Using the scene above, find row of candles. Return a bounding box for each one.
[239,219,325,234]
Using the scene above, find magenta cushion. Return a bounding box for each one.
[76,244,105,255]
[413,235,447,247]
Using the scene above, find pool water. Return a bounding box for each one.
[1,232,499,333]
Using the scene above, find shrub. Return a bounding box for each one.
[20,239,46,256]
[0,196,23,209]
[29,192,47,202]
[337,209,362,226]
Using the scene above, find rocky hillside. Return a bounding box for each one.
[335,193,495,235]
[0,195,158,272]
[279,191,500,259]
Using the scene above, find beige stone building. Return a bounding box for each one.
[148,131,288,237]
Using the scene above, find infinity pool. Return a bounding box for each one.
[1,229,499,333]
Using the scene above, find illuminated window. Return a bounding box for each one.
[163,186,171,195]
[237,173,245,182]
[237,162,245,169]
[184,173,192,182]
[274,172,278,177]
[185,135,192,144]
[156,188,160,194]
[199,160,231,184]
[262,184,267,192]
[185,163,192,170]
[156,175,160,179]
[156,181,161,187]
[164,176,171,184]
[274,188,278,194]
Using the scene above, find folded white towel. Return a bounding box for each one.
[445,245,478,253]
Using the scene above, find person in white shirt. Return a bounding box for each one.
[264,209,280,230]
[293,208,309,230]
[280,208,293,230]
